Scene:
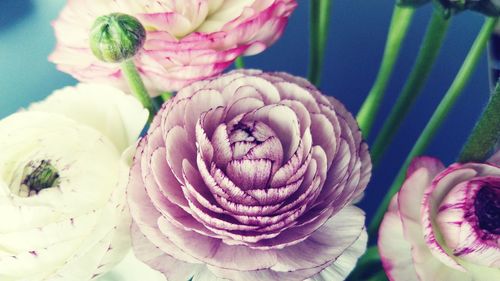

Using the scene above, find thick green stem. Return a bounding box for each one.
[356,6,415,137]
[370,10,450,165]
[368,17,499,236]
[459,81,500,162]
[235,57,245,69]
[308,0,332,86]
[121,59,156,122]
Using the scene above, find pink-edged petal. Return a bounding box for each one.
[436,179,500,268]
[191,266,226,281]
[307,227,368,281]
[310,113,336,168]
[130,223,200,280]
[221,76,280,105]
[197,153,258,205]
[379,194,472,281]
[378,195,419,281]
[278,99,312,137]
[245,178,303,205]
[136,12,193,38]
[182,160,227,215]
[421,167,478,271]
[207,263,330,281]
[150,148,189,209]
[127,145,198,264]
[248,105,301,162]
[211,124,232,167]
[183,89,225,144]
[274,81,320,113]
[225,95,265,122]
[256,206,365,277]
[165,126,196,183]
[242,136,284,171]
[270,140,309,188]
[225,159,273,191]
[275,155,317,215]
[399,157,445,225]
[156,218,278,271]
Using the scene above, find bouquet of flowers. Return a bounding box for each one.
[0,1,499,280]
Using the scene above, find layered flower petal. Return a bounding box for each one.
[50,0,297,96]
[128,70,371,280]
[0,84,147,280]
[379,152,500,281]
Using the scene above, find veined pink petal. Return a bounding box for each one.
[378,195,419,281]
[127,70,371,280]
[378,153,500,281]
[50,0,297,95]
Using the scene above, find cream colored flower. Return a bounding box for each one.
[0,84,148,281]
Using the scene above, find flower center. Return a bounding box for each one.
[474,184,500,235]
[229,121,275,145]
[20,160,60,197]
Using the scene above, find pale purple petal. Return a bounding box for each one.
[127,70,371,280]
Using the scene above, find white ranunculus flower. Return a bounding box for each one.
[0,84,148,281]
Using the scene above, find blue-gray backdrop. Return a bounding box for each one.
[0,0,492,223]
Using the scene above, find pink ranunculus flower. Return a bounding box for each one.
[49,0,297,96]
[127,70,372,280]
[378,152,500,281]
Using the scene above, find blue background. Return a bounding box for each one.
[0,0,493,224]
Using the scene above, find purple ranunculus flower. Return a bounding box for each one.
[127,70,372,281]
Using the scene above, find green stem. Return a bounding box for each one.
[235,57,245,69]
[368,17,499,236]
[308,0,332,86]
[121,59,156,122]
[356,6,416,137]
[161,91,174,102]
[459,81,500,162]
[347,246,381,281]
[370,10,450,165]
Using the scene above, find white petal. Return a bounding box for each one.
[29,83,148,152]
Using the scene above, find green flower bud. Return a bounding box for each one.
[397,0,432,8]
[434,0,500,17]
[90,13,146,63]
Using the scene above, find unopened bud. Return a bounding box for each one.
[89,13,146,63]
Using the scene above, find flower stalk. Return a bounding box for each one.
[90,13,156,122]
[121,59,156,122]
[356,5,416,137]
[308,0,332,86]
[235,57,245,69]
[160,91,174,102]
[368,16,499,236]
[370,10,451,165]
[459,81,500,162]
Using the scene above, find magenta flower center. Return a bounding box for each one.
[474,184,500,235]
